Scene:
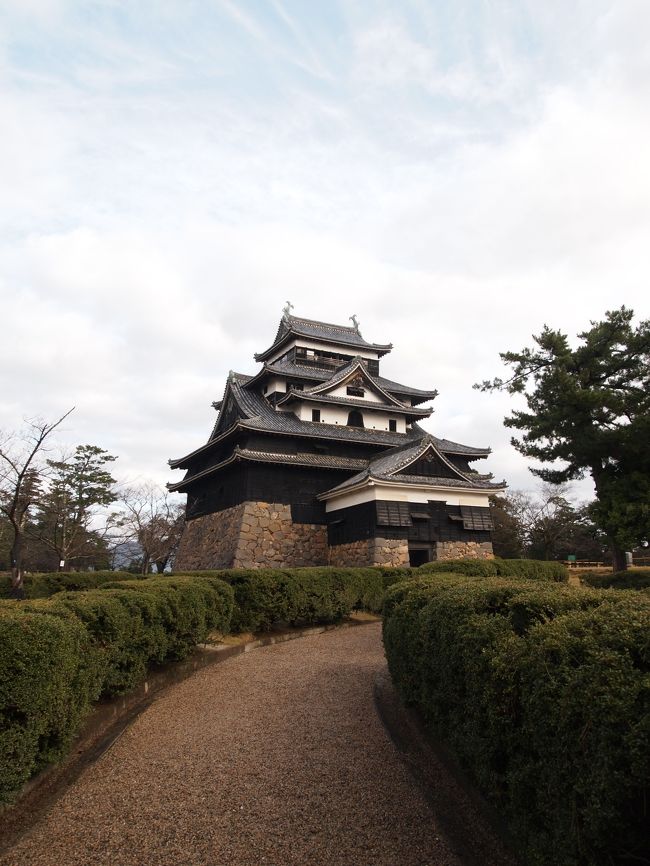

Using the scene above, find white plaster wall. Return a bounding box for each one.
[266,338,381,364]
[328,381,383,402]
[324,483,498,511]
[264,376,287,394]
[291,401,406,432]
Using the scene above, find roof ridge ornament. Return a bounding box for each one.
[282,301,294,319]
[349,314,361,333]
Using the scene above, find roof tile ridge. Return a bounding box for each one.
[374,433,475,483]
[302,357,408,407]
[288,314,359,335]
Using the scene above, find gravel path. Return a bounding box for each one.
[2,623,461,866]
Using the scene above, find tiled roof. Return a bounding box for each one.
[236,448,366,470]
[318,435,505,497]
[298,356,377,395]
[374,375,438,405]
[228,373,425,445]
[170,376,489,468]
[244,357,438,405]
[255,315,392,361]
[281,356,436,413]
[169,446,367,491]
[395,474,503,489]
[277,389,433,418]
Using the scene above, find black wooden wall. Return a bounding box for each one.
[185,462,349,520]
[327,500,492,546]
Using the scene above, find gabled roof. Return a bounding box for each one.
[298,357,406,405]
[243,357,438,405]
[168,446,367,492]
[254,314,393,362]
[275,389,433,419]
[169,372,426,468]
[318,435,505,499]
[274,357,433,416]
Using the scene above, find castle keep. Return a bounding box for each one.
[170,309,505,569]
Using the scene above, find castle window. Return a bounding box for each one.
[312,409,321,422]
[347,386,365,397]
[389,419,397,432]
[347,410,364,428]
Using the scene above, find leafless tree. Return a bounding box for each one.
[0,409,73,595]
[115,483,185,574]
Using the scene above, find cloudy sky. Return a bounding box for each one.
[1,0,649,501]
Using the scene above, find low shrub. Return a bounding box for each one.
[581,568,650,592]
[46,577,234,695]
[212,568,353,632]
[0,607,102,802]
[494,558,568,582]
[173,566,402,630]
[0,570,144,599]
[383,575,650,866]
[418,558,498,577]
[416,557,568,582]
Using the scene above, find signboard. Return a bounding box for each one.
[567,555,576,562]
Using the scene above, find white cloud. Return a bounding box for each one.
[1,0,649,502]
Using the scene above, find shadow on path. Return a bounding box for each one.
[1,623,513,866]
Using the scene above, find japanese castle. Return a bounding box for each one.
[170,307,506,569]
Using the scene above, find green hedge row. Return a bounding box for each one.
[581,568,650,592]
[0,558,575,806]
[172,566,410,630]
[0,577,233,802]
[0,558,568,602]
[0,570,145,599]
[418,557,568,581]
[0,608,102,803]
[383,574,650,866]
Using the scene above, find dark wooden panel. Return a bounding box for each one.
[327,499,493,546]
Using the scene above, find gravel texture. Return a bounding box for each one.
[2,623,461,866]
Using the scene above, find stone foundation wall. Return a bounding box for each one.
[434,541,494,560]
[233,502,327,568]
[328,538,410,567]
[174,502,328,571]
[328,540,371,567]
[174,503,246,570]
[175,506,492,570]
[370,538,410,567]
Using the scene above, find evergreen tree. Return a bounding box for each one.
[477,307,650,569]
[34,445,117,570]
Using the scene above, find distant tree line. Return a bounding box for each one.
[489,485,610,562]
[0,411,185,595]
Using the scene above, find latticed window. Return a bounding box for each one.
[376,501,412,526]
[449,506,494,531]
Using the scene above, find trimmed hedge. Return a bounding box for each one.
[581,568,650,592]
[0,570,146,599]
[417,557,568,582]
[44,578,234,695]
[172,566,409,630]
[0,607,102,802]
[193,567,382,632]
[418,558,498,577]
[494,557,568,582]
[383,575,650,866]
[0,577,233,803]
